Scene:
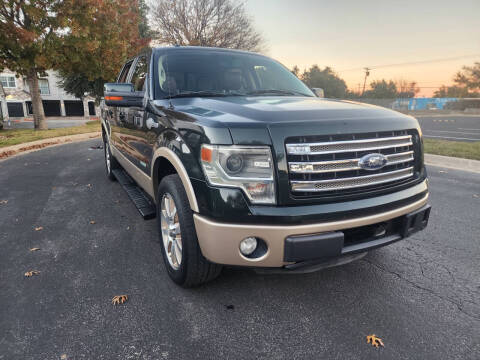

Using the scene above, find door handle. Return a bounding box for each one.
[146,118,159,130]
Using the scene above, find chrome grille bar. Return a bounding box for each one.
[289,151,414,173]
[286,135,412,155]
[291,167,414,192]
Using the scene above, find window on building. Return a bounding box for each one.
[0,75,16,88]
[39,79,50,95]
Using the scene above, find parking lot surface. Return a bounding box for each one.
[417,115,480,141]
[0,140,479,359]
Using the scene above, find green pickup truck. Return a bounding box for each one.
[101,46,430,287]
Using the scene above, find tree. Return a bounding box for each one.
[0,1,71,129]
[433,85,476,98]
[454,62,480,92]
[58,0,149,100]
[291,65,300,78]
[396,79,420,98]
[58,1,149,100]
[150,0,264,52]
[301,65,347,98]
[363,80,397,99]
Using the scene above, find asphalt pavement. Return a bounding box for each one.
[0,140,479,360]
[4,118,89,129]
[417,114,480,141]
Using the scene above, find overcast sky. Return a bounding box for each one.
[245,0,480,96]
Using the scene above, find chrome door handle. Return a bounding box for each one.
[146,118,159,130]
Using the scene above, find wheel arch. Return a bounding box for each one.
[152,148,199,213]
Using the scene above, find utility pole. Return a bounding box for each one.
[362,67,370,95]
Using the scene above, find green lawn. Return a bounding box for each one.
[0,121,101,148]
[424,138,480,161]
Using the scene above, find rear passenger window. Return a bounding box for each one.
[130,56,148,92]
[118,61,133,83]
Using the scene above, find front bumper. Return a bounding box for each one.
[193,193,430,267]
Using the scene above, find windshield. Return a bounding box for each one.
[156,50,314,99]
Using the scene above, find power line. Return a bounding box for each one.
[338,54,480,73]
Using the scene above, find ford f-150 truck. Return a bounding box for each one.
[101,46,430,287]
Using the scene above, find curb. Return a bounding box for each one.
[0,132,101,162]
[424,153,480,173]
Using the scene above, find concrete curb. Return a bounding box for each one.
[425,153,480,173]
[0,132,101,162]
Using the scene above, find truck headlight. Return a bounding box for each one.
[200,145,276,204]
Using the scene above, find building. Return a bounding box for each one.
[0,69,97,120]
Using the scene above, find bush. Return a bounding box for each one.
[444,99,480,110]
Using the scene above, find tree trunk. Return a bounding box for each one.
[26,71,47,130]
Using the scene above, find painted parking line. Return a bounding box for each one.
[458,128,480,132]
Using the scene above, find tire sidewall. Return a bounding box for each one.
[157,176,191,285]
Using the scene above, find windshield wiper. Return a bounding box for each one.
[164,91,241,99]
[246,89,312,97]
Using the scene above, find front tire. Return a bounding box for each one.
[103,136,119,181]
[157,174,222,287]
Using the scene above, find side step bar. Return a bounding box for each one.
[112,169,156,220]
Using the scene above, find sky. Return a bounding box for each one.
[245,0,480,96]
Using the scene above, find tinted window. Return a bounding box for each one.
[131,56,148,91]
[118,61,133,83]
[156,50,314,98]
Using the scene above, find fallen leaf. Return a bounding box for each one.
[439,170,447,173]
[86,184,92,188]
[473,194,479,198]
[366,334,384,348]
[24,270,40,277]
[87,158,91,161]
[0,200,8,205]
[112,295,128,305]
[90,220,96,225]
[60,354,67,360]
[35,226,43,231]
[29,248,41,252]
[126,226,130,230]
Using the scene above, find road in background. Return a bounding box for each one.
[4,118,89,129]
[417,115,480,141]
[0,140,479,359]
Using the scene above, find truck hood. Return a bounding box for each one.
[167,96,420,145]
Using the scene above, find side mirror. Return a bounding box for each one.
[104,83,143,107]
[312,88,325,98]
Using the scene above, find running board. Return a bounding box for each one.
[112,169,156,220]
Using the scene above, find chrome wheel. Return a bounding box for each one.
[160,193,182,270]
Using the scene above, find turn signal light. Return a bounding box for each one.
[105,96,123,101]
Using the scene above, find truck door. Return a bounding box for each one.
[124,54,154,175]
[109,60,134,150]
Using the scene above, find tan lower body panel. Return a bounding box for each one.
[194,193,429,267]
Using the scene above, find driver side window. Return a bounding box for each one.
[130,56,148,92]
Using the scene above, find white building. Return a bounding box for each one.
[0,69,97,120]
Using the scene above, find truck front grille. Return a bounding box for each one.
[286,130,418,196]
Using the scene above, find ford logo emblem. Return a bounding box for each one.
[358,153,388,171]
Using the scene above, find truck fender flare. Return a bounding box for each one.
[151,147,199,213]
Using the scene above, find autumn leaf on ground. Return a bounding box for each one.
[29,248,41,252]
[0,200,8,205]
[90,220,96,224]
[366,334,384,348]
[34,226,43,231]
[24,270,40,277]
[474,194,479,198]
[86,184,92,188]
[112,295,128,305]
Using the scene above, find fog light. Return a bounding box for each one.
[239,237,258,256]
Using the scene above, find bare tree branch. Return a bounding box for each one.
[150,0,265,52]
